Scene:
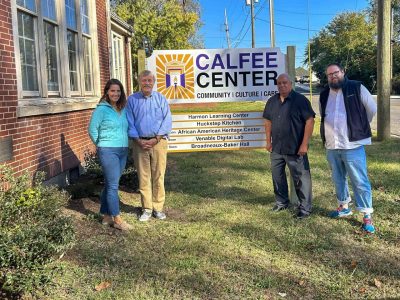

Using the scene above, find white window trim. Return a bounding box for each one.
[110,18,133,92]
[111,31,126,87]
[82,33,94,96]
[14,6,41,98]
[65,30,81,97]
[12,0,101,113]
[43,14,62,97]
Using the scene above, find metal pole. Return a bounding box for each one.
[307,0,313,102]
[224,9,231,48]
[251,0,255,48]
[269,0,275,47]
[377,0,391,140]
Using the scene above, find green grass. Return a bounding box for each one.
[39,102,400,299]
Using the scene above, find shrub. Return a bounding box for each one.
[0,166,75,297]
[83,149,103,179]
[83,148,139,191]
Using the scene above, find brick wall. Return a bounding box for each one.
[0,0,112,179]
[0,0,18,140]
[96,0,110,89]
[7,110,95,178]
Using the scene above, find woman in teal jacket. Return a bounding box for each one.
[88,79,131,230]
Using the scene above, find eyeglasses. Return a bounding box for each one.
[327,70,341,78]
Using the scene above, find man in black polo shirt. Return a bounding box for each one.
[263,73,315,218]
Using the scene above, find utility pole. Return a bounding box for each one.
[377,0,391,140]
[245,0,258,47]
[224,9,231,48]
[269,0,275,47]
[250,0,255,47]
[307,0,312,101]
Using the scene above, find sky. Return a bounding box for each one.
[198,0,371,67]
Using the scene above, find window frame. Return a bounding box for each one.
[111,31,126,87]
[82,34,94,96]
[16,6,41,98]
[41,17,62,97]
[12,0,101,109]
[66,29,80,95]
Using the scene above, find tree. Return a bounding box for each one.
[368,0,400,41]
[112,0,203,88]
[305,12,377,90]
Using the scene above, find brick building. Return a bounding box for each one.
[0,0,133,184]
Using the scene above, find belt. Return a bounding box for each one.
[139,136,156,140]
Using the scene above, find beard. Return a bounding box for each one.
[328,78,344,89]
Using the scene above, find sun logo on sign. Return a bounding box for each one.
[156,54,195,100]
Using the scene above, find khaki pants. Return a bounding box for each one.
[133,139,168,212]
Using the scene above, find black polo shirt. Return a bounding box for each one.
[263,90,315,155]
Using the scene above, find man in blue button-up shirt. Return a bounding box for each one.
[126,70,172,222]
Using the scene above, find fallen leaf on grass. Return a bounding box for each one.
[95,281,111,291]
[374,278,382,288]
[359,287,366,293]
[351,260,358,269]
[278,292,287,297]
[298,280,305,286]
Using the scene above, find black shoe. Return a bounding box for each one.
[272,205,288,212]
[295,211,310,219]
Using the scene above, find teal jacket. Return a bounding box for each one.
[88,101,128,147]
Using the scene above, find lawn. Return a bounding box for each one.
[40,102,400,299]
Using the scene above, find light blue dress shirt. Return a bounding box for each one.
[126,91,172,139]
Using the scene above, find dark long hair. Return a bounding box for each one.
[100,79,127,111]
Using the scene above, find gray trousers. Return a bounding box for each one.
[270,152,312,214]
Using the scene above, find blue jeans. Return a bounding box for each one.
[97,147,128,216]
[326,146,373,213]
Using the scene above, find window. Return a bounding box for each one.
[67,31,79,91]
[44,22,59,92]
[14,0,99,101]
[111,32,126,87]
[80,0,90,34]
[83,37,93,92]
[18,11,39,92]
[17,0,36,11]
[42,0,56,20]
[80,0,93,93]
[65,0,77,30]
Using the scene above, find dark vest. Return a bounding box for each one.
[319,78,372,144]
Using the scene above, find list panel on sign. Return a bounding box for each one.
[168,111,266,152]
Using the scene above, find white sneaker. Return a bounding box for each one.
[138,210,152,222]
[153,211,166,220]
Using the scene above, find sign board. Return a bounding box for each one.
[168,111,266,152]
[146,48,285,104]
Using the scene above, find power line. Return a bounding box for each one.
[231,10,250,42]
[233,0,268,48]
[256,17,319,32]
[274,8,335,16]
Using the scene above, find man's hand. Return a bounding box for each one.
[266,141,272,152]
[137,138,158,150]
[297,143,308,156]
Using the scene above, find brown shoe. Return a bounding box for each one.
[113,220,133,231]
[102,215,113,226]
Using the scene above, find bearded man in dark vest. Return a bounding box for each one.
[319,63,377,233]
